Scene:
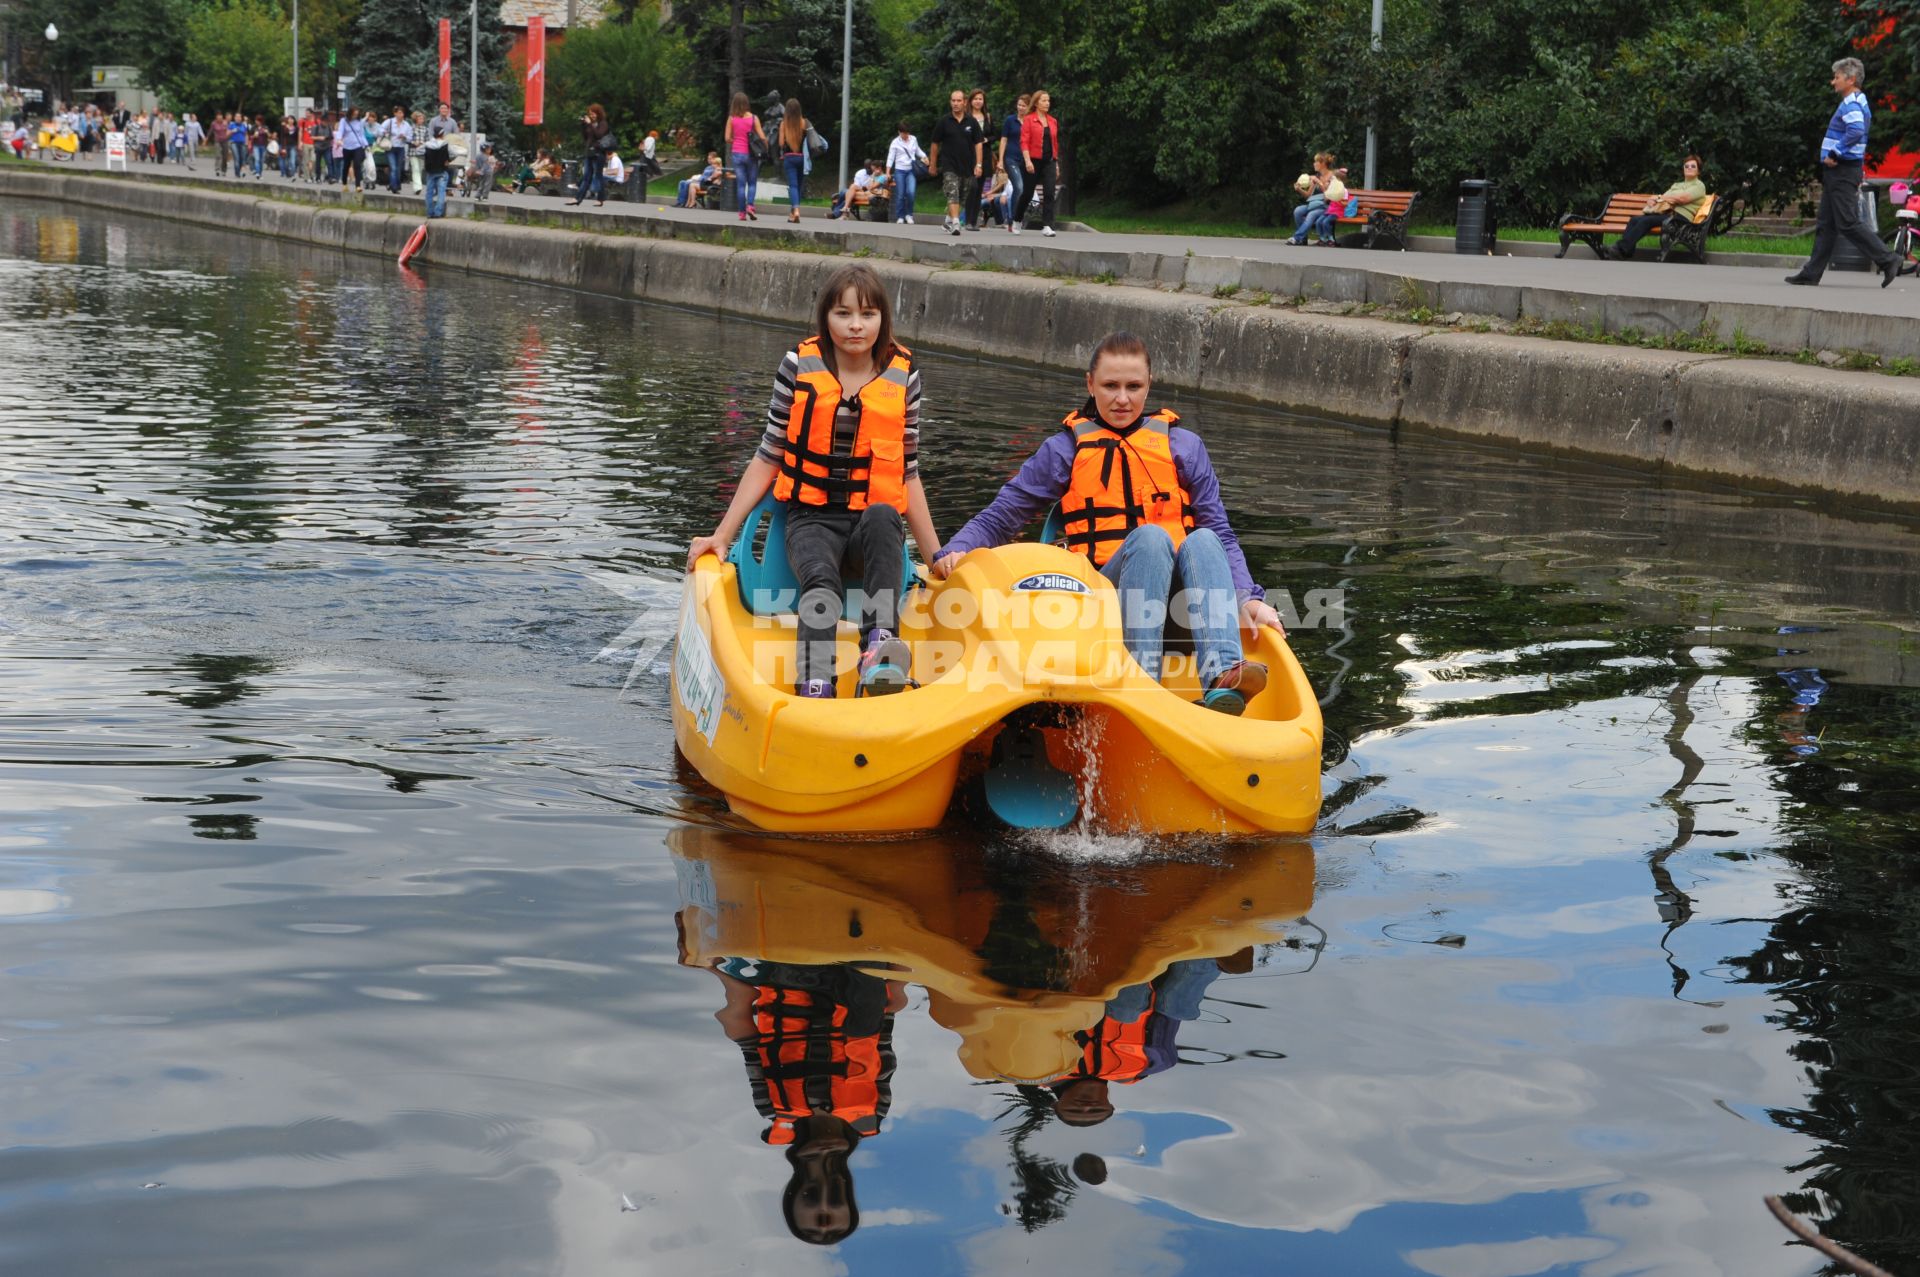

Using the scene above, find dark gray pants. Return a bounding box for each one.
[786,504,905,687]
[1800,161,1892,281]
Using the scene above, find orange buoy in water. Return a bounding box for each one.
[399,223,428,267]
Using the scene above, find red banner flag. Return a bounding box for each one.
[524,16,545,126]
[438,19,452,107]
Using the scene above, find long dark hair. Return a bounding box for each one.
[779,98,806,153]
[812,264,897,373]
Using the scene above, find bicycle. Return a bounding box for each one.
[1886,180,1919,273]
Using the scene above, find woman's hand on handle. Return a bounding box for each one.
[931,551,963,580]
[1241,597,1284,636]
[687,533,728,569]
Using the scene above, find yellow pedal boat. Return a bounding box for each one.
[671,501,1323,835]
[672,827,1317,1082]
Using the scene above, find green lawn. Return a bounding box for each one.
[1063,196,1818,254]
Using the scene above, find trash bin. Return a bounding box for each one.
[1831,184,1880,272]
[1456,179,1496,255]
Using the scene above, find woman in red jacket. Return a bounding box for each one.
[1020,90,1061,237]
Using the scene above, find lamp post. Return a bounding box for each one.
[837,0,851,191]
[292,0,300,117]
[42,22,59,109]
[1363,0,1380,190]
[469,0,479,140]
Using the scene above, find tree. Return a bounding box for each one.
[349,0,511,134]
[669,0,883,151]
[168,0,294,115]
[544,17,678,149]
[1845,0,1920,160]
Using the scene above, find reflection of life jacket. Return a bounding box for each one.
[772,336,914,512]
[733,965,897,1146]
[1065,989,1179,1085]
[1056,405,1194,566]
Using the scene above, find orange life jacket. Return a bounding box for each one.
[1056,406,1194,566]
[741,983,895,1145]
[772,336,913,512]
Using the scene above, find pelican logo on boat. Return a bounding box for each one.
[1013,572,1088,594]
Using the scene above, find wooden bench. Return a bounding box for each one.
[1331,189,1418,249]
[1557,193,1717,263]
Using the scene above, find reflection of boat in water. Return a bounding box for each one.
[673,511,1323,835]
[670,826,1315,1082]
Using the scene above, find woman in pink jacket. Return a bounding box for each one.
[1019,91,1061,237]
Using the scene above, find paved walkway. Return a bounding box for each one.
[34,150,1920,344]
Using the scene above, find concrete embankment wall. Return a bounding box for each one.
[8,167,1919,512]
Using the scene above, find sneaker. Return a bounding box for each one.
[950,222,961,237]
[1784,274,1816,286]
[856,630,914,697]
[902,215,914,225]
[1011,224,1022,235]
[794,679,835,699]
[1199,661,1269,716]
[1041,226,1056,237]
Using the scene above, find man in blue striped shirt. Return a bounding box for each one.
[1787,57,1902,287]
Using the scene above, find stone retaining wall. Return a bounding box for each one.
[8,166,1918,511]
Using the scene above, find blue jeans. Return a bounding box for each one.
[581,152,605,202]
[891,167,916,220]
[424,170,449,218]
[1100,525,1242,685]
[677,177,696,206]
[731,152,758,209]
[1002,162,1024,222]
[232,139,249,174]
[386,152,403,192]
[1309,210,1338,241]
[783,153,805,208]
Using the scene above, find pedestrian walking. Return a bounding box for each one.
[408,110,428,192]
[1786,57,1903,288]
[725,92,768,220]
[212,113,229,176]
[1021,90,1061,236]
[963,89,990,230]
[184,113,203,168]
[296,110,315,180]
[337,109,368,190]
[571,102,613,206]
[778,97,810,223]
[379,106,412,193]
[885,122,925,224]
[999,94,1029,232]
[928,89,983,237]
[228,113,250,176]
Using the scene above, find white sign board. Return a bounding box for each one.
[282,96,316,119]
[105,131,127,171]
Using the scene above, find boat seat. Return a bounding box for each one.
[727,495,917,620]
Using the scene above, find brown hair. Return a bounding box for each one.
[730,91,750,117]
[813,264,897,370]
[1015,93,1031,111]
[1683,152,1706,181]
[586,103,607,123]
[779,98,806,153]
[1088,330,1151,374]
[1313,150,1336,168]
